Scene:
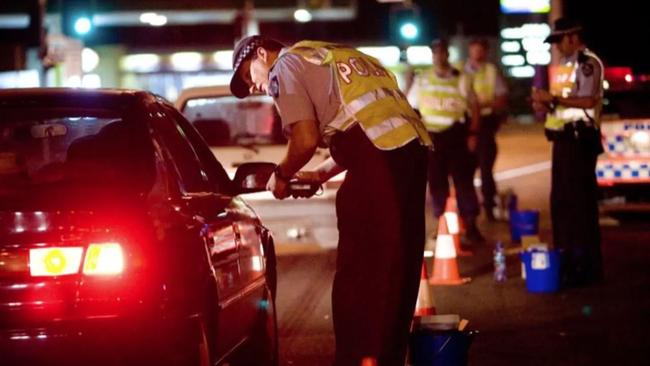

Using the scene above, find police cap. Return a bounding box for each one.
[229,35,284,99]
[545,17,583,43]
[430,39,449,51]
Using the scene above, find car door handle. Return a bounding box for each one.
[232,223,242,245]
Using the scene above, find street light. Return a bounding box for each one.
[294,9,312,23]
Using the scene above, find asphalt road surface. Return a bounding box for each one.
[272,122,650,366]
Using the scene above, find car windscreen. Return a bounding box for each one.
[181,95,286,146]
[0,107,155,204]
[602,84,650,120]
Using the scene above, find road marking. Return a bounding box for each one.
[474,161,551,187]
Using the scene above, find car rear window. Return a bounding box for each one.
[181,95,286,146]
[0,107,155,199]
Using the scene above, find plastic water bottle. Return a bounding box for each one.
[494,241,507,282]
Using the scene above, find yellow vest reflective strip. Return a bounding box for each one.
[545,51,602,130]
[421,85,460,94]
[416,69,467,133]
[555,108,596,121]
[364,116,409,140]
[284,40,432,149]
[423,114,457,127]
[344,87,404,117]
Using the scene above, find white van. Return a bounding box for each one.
[175,86,340,248]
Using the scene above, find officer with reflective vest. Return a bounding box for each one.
[531,18,604,287]
[458,38,509,221]
[230,36,431,365]
[407,39,485,244]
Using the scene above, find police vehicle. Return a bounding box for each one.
[597,68,650,213]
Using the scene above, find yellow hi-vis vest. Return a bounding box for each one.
[470,63,497,116]
[284,41,431,150]
[416,68,468,133]
[545,50,602,130]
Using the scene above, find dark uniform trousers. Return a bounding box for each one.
[428,122,480,220]
[329,124,428,366]
[547,121,604,285]
[477,114,501,212]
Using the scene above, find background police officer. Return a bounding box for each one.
[230,36,431,365]
[531,18,604,287]
[460,38,509,221]
[407,39,485,244]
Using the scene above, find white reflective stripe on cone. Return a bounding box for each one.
[443,212,460,234]
[435,234,457,259]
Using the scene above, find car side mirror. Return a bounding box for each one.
[232,162,275,194]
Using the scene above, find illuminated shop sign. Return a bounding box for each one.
[500,0,550,14]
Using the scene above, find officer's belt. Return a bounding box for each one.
[544,120,597,141]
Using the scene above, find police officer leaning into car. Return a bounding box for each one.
[407,39,485,245]
[531,18,604,287]
[229,36,432,365]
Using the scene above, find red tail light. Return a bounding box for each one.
[29,243,124,277]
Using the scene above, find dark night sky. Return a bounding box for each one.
[565,0,650,72]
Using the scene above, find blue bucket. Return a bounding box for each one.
[409,329,476,366]
[520,249,561,293]
[509,210,539,243]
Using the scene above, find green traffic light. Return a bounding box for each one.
[74,17,92,35]
[400,22,418,40]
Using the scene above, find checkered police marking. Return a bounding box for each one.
[233,39,264,71]
[597,161,650,180]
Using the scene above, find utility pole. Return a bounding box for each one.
[550,0,563,64]
[234,0,259,43]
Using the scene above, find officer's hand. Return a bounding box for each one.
[266,174,291,200]
[532,101,551,113]
[467,135,478,153]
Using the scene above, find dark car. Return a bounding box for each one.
[0,88,278,366]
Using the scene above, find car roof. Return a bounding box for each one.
[0,88,160,109]
[174,85,232,110]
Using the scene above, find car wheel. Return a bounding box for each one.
[196,320,212,366]
[165,316,213,366]
[232,286,279,366]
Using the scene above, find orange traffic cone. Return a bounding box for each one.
[414,263,436,316]
[360,357,377,366]
[444,211,473,257]
[445,192,458,213]
[429,215,471,285]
